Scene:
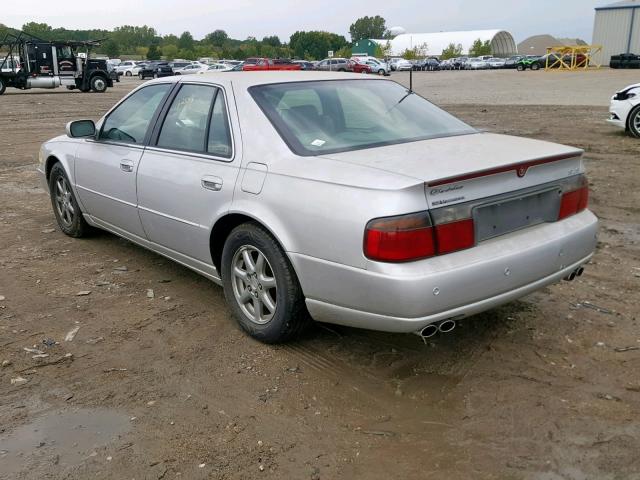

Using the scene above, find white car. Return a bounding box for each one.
[608,83,640,138]
[200,63,233,73]
[174,64,209,75]
[393,59,413,71]
[487,58,506,69]
[117,61,142,77]
[466,58,489,70]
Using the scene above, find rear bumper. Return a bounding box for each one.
[291,210,598,333]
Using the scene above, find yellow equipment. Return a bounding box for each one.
[544,45,603,71]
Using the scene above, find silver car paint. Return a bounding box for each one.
[38,72,598,333]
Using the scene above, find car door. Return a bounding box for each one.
[136,82,240,264]
[74,83,173,238]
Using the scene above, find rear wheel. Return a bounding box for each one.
[221,223,309,343]
[516,64,524,71]
[0,77,5,95]
[628,105,640,138]
[49,163,90,238]
[125,71,132,77]
[531,63,540,71]
[138,73,144,79]
[377,69,385,75]
[91,76,107,93]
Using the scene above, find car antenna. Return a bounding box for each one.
[409,66,413,93]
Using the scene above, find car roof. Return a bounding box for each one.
[145,71,387,89]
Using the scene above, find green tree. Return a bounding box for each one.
[335,45,352,58]
[262,35,281,47]
[102,39,120,58]
[22,22,53,40]
[374,40,392,58]
[178,31,194,50]
[440,43,463,59]
[469,39,491,57]
[349,15,387,42]
[204,29,228,47]
[146,44,161,60]
[289,31,347,60]
[401,43,428,60]
[161,44,179,59]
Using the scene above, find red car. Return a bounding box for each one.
[242,58,301,71]
[349,59,371,74]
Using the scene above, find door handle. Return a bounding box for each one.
[201,176,223,191]
[120,160,135,173]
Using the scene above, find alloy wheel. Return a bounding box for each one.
[54,176,75,228]
[231,245,277,325]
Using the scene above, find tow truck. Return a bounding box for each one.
[0,30,113,95]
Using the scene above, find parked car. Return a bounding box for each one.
[243,58,301,71]
[504,55,525,69]
[390,58,413,71]
[168,61,191,72]
[351,57,389,75]
[487,58,506,69]
[607,83,640,138]
[453,57,469,70]
[439,59,454,70]
[315,58,352,72]
[106,61,120,83]
[292,60,315,71]
[174,64,209,75]
[201,63,234,73]
[116,61,141,77]
[419,58,441,71]
[465,58,489,70]
[348,59,372,74]
[38,72,597,343]
[138,62,174,79]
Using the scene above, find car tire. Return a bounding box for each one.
[153,73,158,79]
[90,76,107,93]
[628,105,640,138]
[138,73,144,79]
[377,69,385,75]
[125,71,132,77]
[531,63,540,71]
[48,163,91,238]
[516,64,524,71]
[0,77,6,95]
[221,223,309,343]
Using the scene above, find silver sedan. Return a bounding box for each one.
[38,72,598,343]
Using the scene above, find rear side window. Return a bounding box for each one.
[157,84,233,158]
[100,84,171,144]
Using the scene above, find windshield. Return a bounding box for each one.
[250,79,476,156]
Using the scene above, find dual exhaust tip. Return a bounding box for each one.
[418,319,456,339]
[564,266,585,282]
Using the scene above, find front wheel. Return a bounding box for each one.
[0,77,5,95]
[516,64,524,71]
[90,75,107,93]
[153,73,158,79]
[138,73,144,79]
[221,223,309,343]
[628,105,640,138]
[49,163,91,238]
[377,69,385,75]
[125,71,132,77]
[531,63,540,71]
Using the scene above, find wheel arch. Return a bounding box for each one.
[626,103,640,133]
[45,155,61,181]
[209,212,297,281]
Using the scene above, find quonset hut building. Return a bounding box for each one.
[355,29,518,58]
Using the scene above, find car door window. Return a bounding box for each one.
[100,84,171,144]
[157,84,217,153]
[207,92,233,158]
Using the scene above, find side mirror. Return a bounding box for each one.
[66,120,96,138]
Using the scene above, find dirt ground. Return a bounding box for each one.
[1,71,639,480]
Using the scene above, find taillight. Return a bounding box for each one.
[558,176,589,220]
[364,212,475,262]
[364,212,436,262]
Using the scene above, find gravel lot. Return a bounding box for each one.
[1,71,639,480]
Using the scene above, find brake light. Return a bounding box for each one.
[558,177,589,220]
[364,212,436,262]
[434,219,475,254]
[364,212,475,262]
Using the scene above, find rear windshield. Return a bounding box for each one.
[249,79,476,156]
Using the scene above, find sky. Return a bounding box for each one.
[3,0,611,43]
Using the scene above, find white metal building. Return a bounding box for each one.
[593,0,640,65]
[374,30,518,58]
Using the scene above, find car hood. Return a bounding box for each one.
[318,132,582,184]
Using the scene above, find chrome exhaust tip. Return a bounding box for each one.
[576,267,584,277]
[438,319,456,333]
[420,324,438,339]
